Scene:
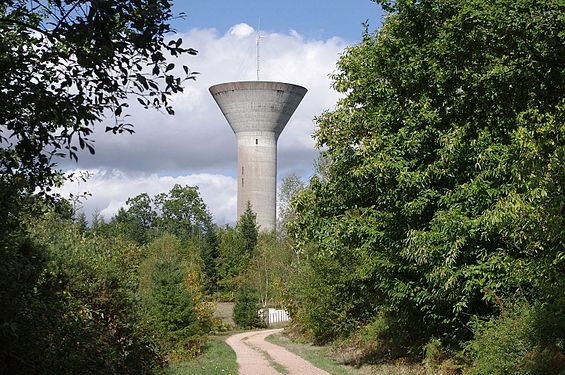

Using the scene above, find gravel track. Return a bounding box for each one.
[226,329,330,375]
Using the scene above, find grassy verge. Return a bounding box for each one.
[165,335,238,375]
[266,332,360,375]
[266,332,424,375]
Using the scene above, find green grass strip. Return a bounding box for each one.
[165,335,238,375]
[265,333,356,375]
[266,333,424,375]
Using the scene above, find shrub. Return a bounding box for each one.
[233,284,264,329]
[9,215,162,374]
[465,300,565,375]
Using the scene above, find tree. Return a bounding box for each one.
[237,201,258,255]
[0,1,197,190]
[140,233,211,359]
[155,184,212,240]
[216,225,249,297]
[247,232,294,307]
[0,1,201,370]
[126,193,157,231]
[200,220,220,294]
[150,254,199,347]
[75,211,88,234]
[277,174,305,235]
[233,284,264,329]
[290,0,564,355]
[1,213,161,374]
[110,193,157,244]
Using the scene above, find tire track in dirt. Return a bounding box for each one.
[226,329,329,375]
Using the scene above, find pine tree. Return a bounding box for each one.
[150,255,199,344]
[233,284,264,329]
[237,202,258,256]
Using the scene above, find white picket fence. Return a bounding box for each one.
[260,308,291,327]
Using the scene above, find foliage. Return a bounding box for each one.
[200,220,220,294]
[0,0,197,189]
[277,174,305,235]
[111,193,156,244]
[286,243,371,344]
[216,226,249,299]
[0,197,215,372]
[140,233,213,361]
[75,211,88,234]
[288,0,565,360]
[149,253,200,356]
[247,232,296,307]
[233,284,264,329]
[0,1,206,371]
[155,184,212,241]
[81,184,222,297]
[108,186,220,294]
[238,201,259,255]
[465,300,565,375]
[0,188,53,373]
[1,213,161,374]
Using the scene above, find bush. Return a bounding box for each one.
[465,300,565,375]
[8,215,162,374]
[233,284,264,329]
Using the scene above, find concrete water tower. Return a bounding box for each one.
[209,81,307,231]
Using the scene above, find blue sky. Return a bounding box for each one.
[58,1,385,225]
[172,1,383,42]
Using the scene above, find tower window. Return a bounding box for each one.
[255,139,258,145]
[241,178,244,187]
[241,166,244,175]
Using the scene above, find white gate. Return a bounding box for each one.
[261,308,291,326]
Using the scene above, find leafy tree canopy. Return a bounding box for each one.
[155,184,212,240]
[277,174,305,236]
[290,0,564,348]
[105,185,214,244]
[0,0,197,190]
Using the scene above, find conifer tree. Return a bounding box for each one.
[237,202,258,256]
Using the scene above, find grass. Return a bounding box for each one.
[165,335,238,375]
[165,329,423,375]
[266,332,424,375]
[266,332,360,375]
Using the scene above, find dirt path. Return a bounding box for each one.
[226,329,330,375]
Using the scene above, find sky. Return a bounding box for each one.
[56,1,384,226]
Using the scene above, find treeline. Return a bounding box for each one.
[0,182,288,373]
[88,185,287,302]
[281,0,564,374]
[0,0,285,373]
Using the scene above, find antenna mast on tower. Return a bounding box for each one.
[256,19,261,80]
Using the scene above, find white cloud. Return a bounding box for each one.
[57,25,349,225]
[228,23,255,38]
[60,169,237,225]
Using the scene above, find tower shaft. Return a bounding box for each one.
[237,132,277,230]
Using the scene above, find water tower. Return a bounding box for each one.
[209,81,307,231]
